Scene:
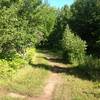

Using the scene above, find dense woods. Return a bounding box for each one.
[0,0,56,56]
[0,0,100,99]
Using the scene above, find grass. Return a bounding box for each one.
[0,50,51,100]
[0,66,50,97]
[0,96,26,100]
[0,50,100,100]
[53,71,100,100]
[36,50,100,100]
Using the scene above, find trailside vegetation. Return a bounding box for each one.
[0,0,100,91]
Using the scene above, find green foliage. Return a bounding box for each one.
[25,48,36,64]
[48,5,71,48]
[62,26,87,64]
[9,57,27,70]
[70,0,100,54]
[0,60,14,79]
[0,5,29,54]
[0,54,27,79]
[37,5,57,47]
[84,56,100,70]
[80,56,100,80]
[0,0,56,54]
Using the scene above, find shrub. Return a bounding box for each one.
[9,57,28,70]
[62,25,87,64]
[0,53,27,79]
[25,48,37,64]
[80,56,100,80]
[0,60,14,79]
[0,50,22,60]
[84,56,100,70]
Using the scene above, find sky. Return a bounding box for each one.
[43,0,74,8]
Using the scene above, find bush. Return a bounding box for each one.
[25,48,37,64]
[0,60,14,79]
[62,25,87,64]
[9,57,28,70]
[0,50,21,60]
[84,56,100,70]
[80,56,100,80]
[0,53,28,79]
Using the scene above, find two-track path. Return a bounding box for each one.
[8,51,69,100]
[28,51,66,100]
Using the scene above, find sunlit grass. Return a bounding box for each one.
[0,65,50,97]
[0,96,26,100]
[0,50,51,99]
[53,73,100,100]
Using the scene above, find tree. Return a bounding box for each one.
[0,0,56,58]
[48,5,71,48]
[35,5,57,47]
[62,25,87,64]
[70,0,100,55]
[0,0,43,57]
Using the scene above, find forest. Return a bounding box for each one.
[0,0,100,100]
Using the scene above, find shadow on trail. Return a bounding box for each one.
[31,63,92,81]
[43,56,64,63]
[32,50,100,81]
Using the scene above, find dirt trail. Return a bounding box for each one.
[7,73,61,100]
[29,73,61,100]
[8,73,61,100]
[8,51,69,100]
[29,56,66,100]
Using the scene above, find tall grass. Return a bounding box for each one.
[0,66,50,97]
[79,56,100,80]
